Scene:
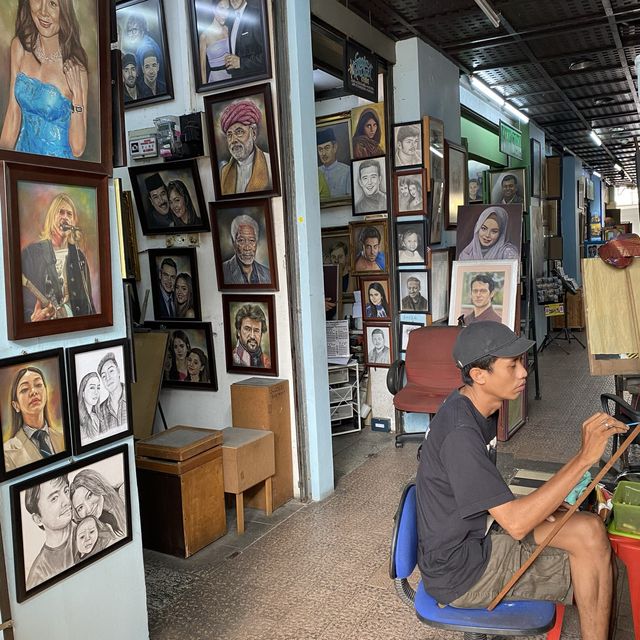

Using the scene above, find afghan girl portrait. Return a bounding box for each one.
[351,104,385,159]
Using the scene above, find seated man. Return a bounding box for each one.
[416,321,628,640]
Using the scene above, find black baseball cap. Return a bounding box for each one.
[453,321,534,368]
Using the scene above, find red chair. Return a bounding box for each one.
[387,325,463,447]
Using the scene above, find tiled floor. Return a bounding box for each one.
[145,334,637,639]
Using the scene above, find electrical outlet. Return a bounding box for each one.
[166,234,200,248]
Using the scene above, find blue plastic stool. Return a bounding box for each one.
[389,483,565,639]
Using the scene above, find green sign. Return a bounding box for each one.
[499,120,523,160]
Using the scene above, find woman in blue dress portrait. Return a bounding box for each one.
[0,0,88,160]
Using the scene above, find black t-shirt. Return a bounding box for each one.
[416,390,514,604]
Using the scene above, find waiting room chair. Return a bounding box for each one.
[389,483,565,640]
[386,325,463,447]
[601,392,640,481]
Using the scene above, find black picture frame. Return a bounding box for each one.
[66,340,133,455]
[128,159,211,235]
[351,157,388,216]
[392,121,423,170]
[116,0,174,109]
[398,270,430,314]
[531,138,542,198]
[148,248,202,320]
[145,321,218,391]
[396,220,430,267]
[222,294,278,376]
[11,444,132,602]
[187,0,272,94]
[0,349,71,481]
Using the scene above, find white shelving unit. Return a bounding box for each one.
[328,360,361,436]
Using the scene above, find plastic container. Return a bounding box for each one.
[609,481,640,539]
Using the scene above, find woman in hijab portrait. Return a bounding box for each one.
[352,108,384,159]
[458,206,519,261]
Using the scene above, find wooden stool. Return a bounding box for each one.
[221,427,275,534]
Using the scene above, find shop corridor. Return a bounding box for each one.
[145,336,636,640]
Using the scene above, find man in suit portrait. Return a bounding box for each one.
[145,173,174,229]
[222,214,271,285]
[225,0,267,79]
[368,328,390,364]
[157,258,178,318]
[498,174,523,205]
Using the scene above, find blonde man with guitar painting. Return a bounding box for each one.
[21,193,94,322]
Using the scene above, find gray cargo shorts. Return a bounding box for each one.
[448,528,573,609]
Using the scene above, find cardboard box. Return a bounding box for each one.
[551,287,585,330]
[221,427,275,494]
[231,378,292,510]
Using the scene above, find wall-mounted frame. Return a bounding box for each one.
[66,339,133,455]
[497,360,527,441]
[321,227,355,299]
[360,275,392,320]
[0,0,112,174]
[1,163,112,340]
[350,102,386,159]
[187,0,272,93]
[323,264,340,321]
[422,116,444,189]
[543,200,560,237]
[584,241,603,259]
[315,112,352,208]
[364,323,393,368]
[545,156,562,199]
[400,321,424,353]
[146,321,218,390]
[468,159,489,204]
[393,121,423,170]
[398,270,429,313]
[531,139,542,198]
[11,444,132,602]
[148,248,202,320]
[488,168,527,205]
[118,189,141,281]
[222,295,278,376]
[444,140,467,228]
[349,220,388,275]
[396,220,430,267]
[351,157,388,215]
[0,349,70,481]
[209,199,278,291]
[429,179,445,244]
[430,247,452,323]
[116,0,174,109]
[128,159,210,235]
[204,83,280,201]
[394,168,427,215]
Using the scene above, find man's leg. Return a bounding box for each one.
[534,511,613,640]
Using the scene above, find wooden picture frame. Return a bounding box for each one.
[545,156,562,199]
[145,320,218,390]
[364,323,393,368]
[498,360,527,441]
[393,121,423,169]
[116,0,174,109]
[66,339,133,455]
[118,189,141,281]
[394,168,427,215]
[209,199,278,291]
[349,220,388,276]
[468,159,489,204]
[0,0,112,174]
[360,275,392,321]
[222,294,278,376]
[396,220,430,267]
[0,349,70,481]
[323,264,341,321]
[187,0,272,94]
[351,157,388,215]
[448,259,519,330]
[531,138,542,198]
[429,179,445,244]
[398,270,429,314]
[148,248,202,320]
[204,83,280,201]
[430,247,451,323]
[321,227,355,299]
[11,444,132,602]
[488,168,527,205]
[128,159,210,235]
[1,163,112,340]
[350,102,386,159]
[316,112,353,208]
[444,140,467,228]
[422,116,444,189]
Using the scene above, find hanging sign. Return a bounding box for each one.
[344,40,378,101]
[544,303,564,317]
[499,120,523,160]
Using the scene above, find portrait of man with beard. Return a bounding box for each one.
[231,304,271,368]
[222,214,271,285]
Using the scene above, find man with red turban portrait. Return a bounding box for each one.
[219,99,272,195]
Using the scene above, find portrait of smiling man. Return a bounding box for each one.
[353,158,387,214]
[222,214,271,285]
[144,173,174,229]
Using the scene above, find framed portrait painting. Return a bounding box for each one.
[148,248,202,320]
[323,264,340,321]
[448,259,519,330]
[444,140,467,228]
[360,275,392,321]
[321,227,354,298]
[146,321,218,391]
[397,220,429,267]
[400,321,424,353]
[222,295,278,376]
[11,444,132,602]
[349,220,388,276]
[316,112,352,208]
[429,247,451,324]
[128,159,210,235]
[429,179,445,244]
[422,116,444,188]
[209,199,278,291]
[0,0,112,174]
[66,339,133,455]
[455,204,523,262]
[350,102,385,159]
[398,271,429,314]
[468,159,489,204]
[393,121,422,169]
[489,168,527,205]
[394,169,427,216]
[351,157,388,215]
[364,323,393,368]
[187,0,272,93]
[116,0,174,109]
[204,83,280,201]
[531,138,542,198]
[0,349,70,481]
[1,163,112,340]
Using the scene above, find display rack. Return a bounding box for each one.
[328,360,362,436]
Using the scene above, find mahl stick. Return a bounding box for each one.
[488,422,640,611]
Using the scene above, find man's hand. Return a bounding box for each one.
[578,411,629,467]
[31,299,55,322]
[224,53,241,70]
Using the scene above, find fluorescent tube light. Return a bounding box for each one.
[589,131,602,146]
[504,101,529,123]
[470,76,504,106]
[593,171,602,178]
[614,163,622,171]
[474,0,501,28]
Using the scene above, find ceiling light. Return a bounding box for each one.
[569,59,594,71]
[589,131,602,146]
[470,76,504,106]
[593,170,602,178]
[504,101,530,123]
[614,163,622,171]
[474,0,501,29]
[593,96,614,106]
[610,126,626,132]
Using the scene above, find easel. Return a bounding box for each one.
[539,272,585,353]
